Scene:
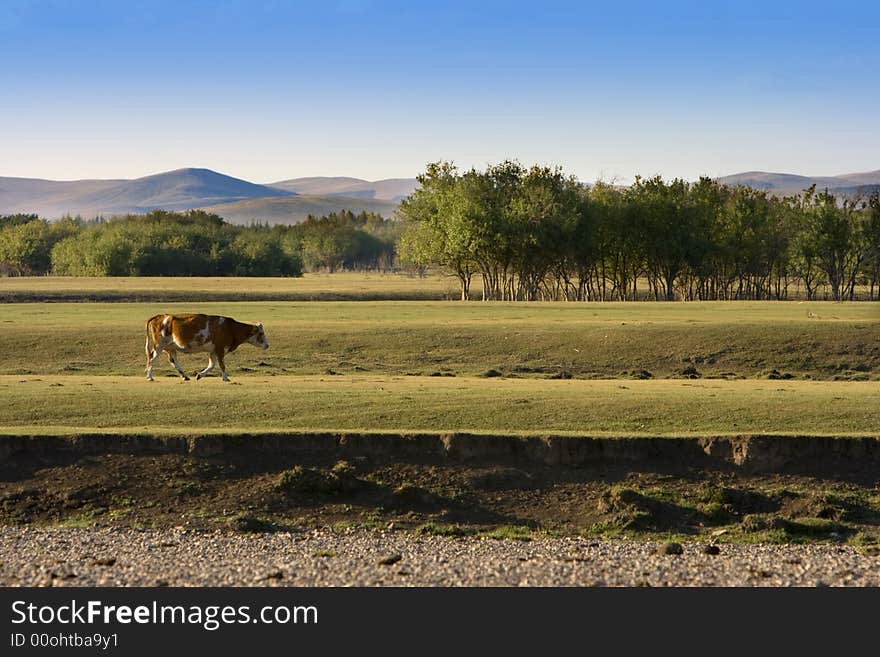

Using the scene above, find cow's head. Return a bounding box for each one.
[248,322,269,350]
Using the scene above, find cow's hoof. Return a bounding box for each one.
[182,376,191,381]
[196,374,202,380]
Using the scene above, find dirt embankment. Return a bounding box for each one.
[5,432,880,469]
[2,433,880,545]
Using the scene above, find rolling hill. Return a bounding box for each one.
[0,168,293,218]
[200,194,401,225]
[717,169,880,195]
[8,165,874,224]
[0,168,413,222]
[266,176,418,201]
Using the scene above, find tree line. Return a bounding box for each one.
[2,161,879,301]
[398,162,880,301]
[0,209,397,277]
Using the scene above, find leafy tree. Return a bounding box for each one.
[0,217,80,275]
[0,213,40,229]
[508,165,580,300]
[398,163,875,302]
[399,162,477,299]
[0,220,52,275]
[864,193,880,299]
[49,210,301,276]
[802,189,866,300]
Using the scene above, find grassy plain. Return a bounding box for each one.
[0,300,876,380]
[0,375,876,436]
[0,273,466,301]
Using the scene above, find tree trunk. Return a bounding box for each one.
[665,274,676,301]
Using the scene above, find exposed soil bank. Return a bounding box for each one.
[3,433,880,544]
[3,432,880,473]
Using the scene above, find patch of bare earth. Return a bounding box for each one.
[2,447,880,548]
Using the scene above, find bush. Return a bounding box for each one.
[277,466,343,495]
[48,210,303,276]
[2,208,392,277]
[0,218,78,275]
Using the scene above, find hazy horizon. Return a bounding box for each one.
[3,165,880,187]
[2,1,878,184]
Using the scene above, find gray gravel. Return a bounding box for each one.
[1,527,878,587]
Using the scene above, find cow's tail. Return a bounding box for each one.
[145,317,156,357]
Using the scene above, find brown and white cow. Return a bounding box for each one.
[145,313,268,382]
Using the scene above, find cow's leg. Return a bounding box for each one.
[167,351,190,381]
[216,350,230,382]
[146,344,168,381]
[196,353,217,380]
[145,335,153,379]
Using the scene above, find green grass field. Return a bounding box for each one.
[0,300,876,380]
[0,276,877,437]
[0,273,465,301]
[0,375,876,436]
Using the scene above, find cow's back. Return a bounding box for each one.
[146,313,249,353]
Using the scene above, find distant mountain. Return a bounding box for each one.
[0,168,416,221]
[267,176,418,201]
[0,168,293,218]
[717,169,880,195]
[833,170,880,186]
[0,177,124,216]
[827,184,880,198]
[201,195,401,225]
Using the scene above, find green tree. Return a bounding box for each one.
[0,220,53,275]
[629,177,704,301]
[399,162,477,299]
[508,165,580,300]
[0,213,40,229]
[864,193,880,299]
[803,189,867,300]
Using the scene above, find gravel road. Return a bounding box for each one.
[2,527,878,587]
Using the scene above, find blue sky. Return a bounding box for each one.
[2,0,878,183]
